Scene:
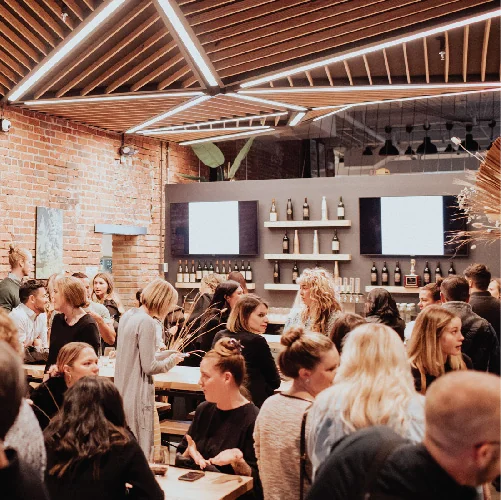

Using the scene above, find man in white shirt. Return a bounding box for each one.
[10,280,49,363]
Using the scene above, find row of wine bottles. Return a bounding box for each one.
[370,261,456,286]
[176,260,253,283]
[270,196,345,221]
[282,229,341,254]
[273,260,301,284]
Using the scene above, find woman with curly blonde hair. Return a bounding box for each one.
[285,268,341,336]
[307,323,424,477]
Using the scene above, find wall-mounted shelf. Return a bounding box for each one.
[264,254,351,261]
[264,220,351,228]
[264,284,299,291]
[365,286,419,294]
[175,282,256,290]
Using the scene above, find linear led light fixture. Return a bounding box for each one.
[242,82,501,95]
[8,0,126,102]
[228,93,307,112]
[22,91,204,106]
[289,112,306,127]
[126,95,211,134]
[312,88,501,121]
[156,0,218,87]
[143,126,271,135]
[240,10,501,88]
[180,128,274,145]
[137,112,288,133]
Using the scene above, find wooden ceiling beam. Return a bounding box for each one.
[21,0,66,39]
[63,0,85,21]
[132,55,185,91]
[0,74,13,90]
[444,31,449,83]
[81,0,95,10]
[158,66,191,89]
[324,66,333,86]
[0,20,41,63]
[382,48,392,84]
[481,18,491,82]
[0,36,32,70]
[106,44,178,93]
[0,48,27,76]
[462,25,469,83]
[79,30,168,97]
[183,0,237,16]
[37,1,154,99]
[219,0,486,80]
[344,60,353,86]
[0,62,17,84]
[403,42,411,84]
[305,71,313,86]
[423,37,429,83]
[181,76,199,88]
[287,76,294,87]
[40,0,75,29]
[0,5,48,56]
[362,55,373,85]
[189,0,274,27]
[4,0,56,47]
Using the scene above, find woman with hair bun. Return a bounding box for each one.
[254,327,339,500]
[177,337,261,498]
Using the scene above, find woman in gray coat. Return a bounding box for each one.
[115,279,184,455]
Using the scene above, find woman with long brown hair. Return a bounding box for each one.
[364,288,405,340]
[407,305,471,394]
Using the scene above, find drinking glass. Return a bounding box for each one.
[149,446,169,476]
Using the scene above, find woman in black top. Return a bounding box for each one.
[177,337,261,498]
[46,277,100,369]
[213,294,281,408]
[364,288,406,341]
[31,342,99,429]
[44,376,163,500]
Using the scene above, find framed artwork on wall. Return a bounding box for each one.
[36,207,63,279]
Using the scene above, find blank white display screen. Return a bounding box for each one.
[189,201,239,254]
[381,196,444,255]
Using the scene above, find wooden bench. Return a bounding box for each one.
[155,401,172,421]
[160,420,190,437]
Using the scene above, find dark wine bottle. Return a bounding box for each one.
[245,262,252,283]
[303,197,310,220]
[423,261,431,285]
[337,196,345,220]
[448,261,456,276]
[221,260,227,277]
[371,261,378,286]
[190,260,196,283]
[394,261,402,286]
[202,261,209,278]
[177,260,183,283]
[435,262,442,281]
[331,229,340,254]
[208,261,214,274]
[234,261,239,272]
[286,198,293,221]
[240,260,245,273]
[292,261,299,284]
[282,231,290,254]
[273,261,280,284]
[381,261,389,286]
[184,260,190,283]
[196,260,202,282]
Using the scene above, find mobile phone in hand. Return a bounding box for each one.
[178,471,205,482]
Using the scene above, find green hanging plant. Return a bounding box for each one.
[191,142,224,168]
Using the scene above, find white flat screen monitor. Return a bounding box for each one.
[170,201,259,256]
[359,195,467,256]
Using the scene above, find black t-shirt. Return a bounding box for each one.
[307,426,478,500]
[30,376,67,430]
[46,313,100,370]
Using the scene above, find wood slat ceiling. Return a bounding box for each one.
[139,127,270,142]
[2,0,499,143]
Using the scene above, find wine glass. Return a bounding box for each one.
[149,446,169,476]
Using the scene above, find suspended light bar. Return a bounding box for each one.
[23,91,204,106]
[227,93,307,112]
[180,128,274,145]
[288,112,306,127]
[9,0,127,102]
[143,126,271,135]
[126,95,212,133]
[155,0,218,87]
[240,10,501,89]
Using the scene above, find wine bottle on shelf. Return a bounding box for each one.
[293,230,300,254]
[312,230,319,254]
[190,260,196,283]
[282,231,290,254]
[423,261,431,285]
[176,260,183,283]
[234,261,239,272]
[208,261,214,275]
[240,260,245,273]
[245,262,252,283]
[292,262,299,284]
[184,260,190,283]
[202,261,209,278]
[448,261,456,276]
[196,260,202,282]
[435,262,442,281]
[269,198,278,222]
[273,261,280,284]
[221,260,227,277]
[286,198,293,221]
[337,196,345,220]
[381,261,389,286]
[331,230,340,254]
[333,261,340,279]
[371,261,378,286]
[215,260,220,274]
[394,261,402,286]
[321,196,328,221]
[303,198,310,220]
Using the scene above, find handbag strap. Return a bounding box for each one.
[299,406,312,500]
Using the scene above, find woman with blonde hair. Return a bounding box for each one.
[285,268,341,336]
[407,305,471,394]
[114,278,185,455]
[307,324,425,477]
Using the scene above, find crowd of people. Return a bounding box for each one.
[1,242,500,500]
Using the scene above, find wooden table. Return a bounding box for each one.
[156,467,252,500]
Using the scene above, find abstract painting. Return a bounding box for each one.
[36,207,63,279]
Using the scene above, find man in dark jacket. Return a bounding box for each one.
[464,263,501,341]
[441,276,499,374]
